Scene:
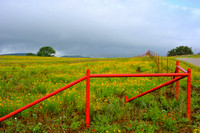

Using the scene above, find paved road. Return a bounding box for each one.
[177,58,200,67]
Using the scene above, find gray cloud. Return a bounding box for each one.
[0,0,200,57]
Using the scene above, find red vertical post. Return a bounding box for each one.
[125,95,128,103]
[176,61,179,100]
[86,69,90,127]
[187,68,191,120]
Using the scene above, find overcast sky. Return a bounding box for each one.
[0,0,200,57]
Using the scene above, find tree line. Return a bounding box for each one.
[167,46,193,56]
[27,45,196,57]
[26,46,56,57]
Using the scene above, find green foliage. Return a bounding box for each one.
[92,113,121,132]
[26,53,36,56]
[43,101,59,115]
[0,56,199,132]
[32,123,42,133]
[33,83,47,94]
[61,125,68,131]
[163,117,177,131]
[167,45,193,56]
[70,118,81,130]
[37,46,56,57]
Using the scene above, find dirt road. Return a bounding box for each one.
[177,58,200,67]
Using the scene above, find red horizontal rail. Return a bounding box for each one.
[0,76,87,122]
[125,76,185,103]
[90,73,188,78]
[0,60,191,127]
[177,66,187,73]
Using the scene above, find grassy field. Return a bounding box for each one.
[175,54,200,58]
[0,55,200,132]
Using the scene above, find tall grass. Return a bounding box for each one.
[0,55,199,132]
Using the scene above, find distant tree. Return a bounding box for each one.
[167,46,193,56]
[37,46,56,57]
[26,53,36,56]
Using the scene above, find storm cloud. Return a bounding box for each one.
[0,0,200,57]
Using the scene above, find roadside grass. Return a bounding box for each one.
[175,54,200,58]
[0,55,199,132]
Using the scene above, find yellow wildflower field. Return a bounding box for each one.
[0,55,199,132]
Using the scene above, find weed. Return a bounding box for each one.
[61,124,68,131]
[70,115,81,130]
[0,56,199,132]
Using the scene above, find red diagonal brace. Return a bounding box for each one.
[125,76,185,103]
[0,76,87,122]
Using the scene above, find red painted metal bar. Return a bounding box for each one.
[86,69,90,127]
[139,50,152,57]
[176,61,179,100]
[125,76,185,103]
[90,73,188,78]
[187,68,191,120]
[177,66,187,73]
[0,76,87,122]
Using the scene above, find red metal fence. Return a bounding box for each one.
[139,50,168,73]
[0,60,191,128]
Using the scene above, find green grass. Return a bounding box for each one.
[174,54,200,58]
[0,55,199,132]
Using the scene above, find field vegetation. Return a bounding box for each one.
[175,54,200,58]
[167,46,193,56]
[0,55,200,132]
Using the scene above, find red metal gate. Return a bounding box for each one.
[0,61,191,128]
